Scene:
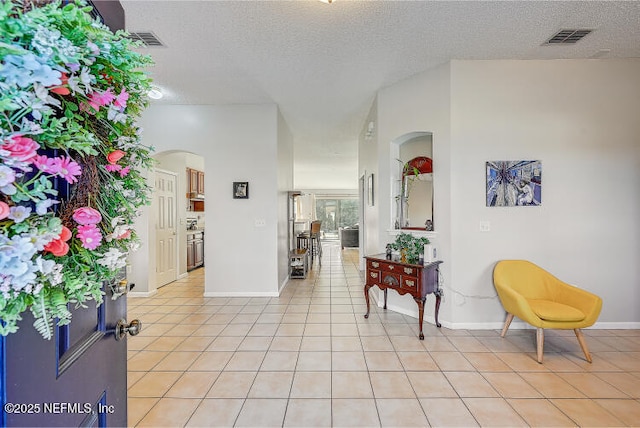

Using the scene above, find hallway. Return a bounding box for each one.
[127,243,640,427]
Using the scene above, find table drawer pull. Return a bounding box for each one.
[382,274,399,287]
[371,262,379,268]
[387,265,394,270]
[370,272,379,279]
[404,267,413,274]
[405,279,415,287]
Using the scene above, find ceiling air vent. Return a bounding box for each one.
[545,29,593,45]
[128,31,165,47]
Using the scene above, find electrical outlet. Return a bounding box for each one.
[479,221,491,232]
[254,219,266,227]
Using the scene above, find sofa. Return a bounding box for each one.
[340,226,359,249]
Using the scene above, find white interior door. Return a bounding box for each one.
[154,169,177,287]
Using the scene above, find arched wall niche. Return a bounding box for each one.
[390,132,434,231]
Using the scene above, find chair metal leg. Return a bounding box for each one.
[501,313,514,337]
[536,328,544,363]
[574,328,593,363]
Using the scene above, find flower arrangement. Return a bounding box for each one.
[0,0,154,338]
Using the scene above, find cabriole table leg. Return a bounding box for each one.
[415,297,426,340]
[364,284,372,319]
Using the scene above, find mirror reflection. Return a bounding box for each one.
[396,134,433,230]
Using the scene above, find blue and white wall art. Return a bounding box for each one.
[486,160,542,207]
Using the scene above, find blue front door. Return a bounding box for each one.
[1,277,131,427]
[1,1,130,425]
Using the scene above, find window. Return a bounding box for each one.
[315,196,358,240]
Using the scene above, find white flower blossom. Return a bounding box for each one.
[20,118,44,135]
[107,105,127,123]
[96,248,127,270]
[122,189,135,199]
[128,241,140,252]
[33,82,62,108]
[111,216,124,228]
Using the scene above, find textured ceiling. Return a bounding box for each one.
[121,0,640,189]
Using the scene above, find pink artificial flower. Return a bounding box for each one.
[92,89,115,106]
[84,89,116,112]
[43,239,69,257]
[79,101,94,114]
[72,207,102,225]
[50,73,70,96]
[117,229,131,240]
[54,156,82,184]
[119,166,131,177]
[105,164,122,172]
[43,226,72,257]
[3,136,40,162]
[106,150,126,165]
[32,155,60,174]
[76,224,102,250]
[113,88,129,109]
[0,201,9,220]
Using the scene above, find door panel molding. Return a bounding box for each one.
[154,169,178,287]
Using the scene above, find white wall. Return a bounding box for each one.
[358,99,381,263]
[372,63,453,325]
[449,59,640,327]
[367,59,640,327]
[130,104,283,297]
[277,109,294,290]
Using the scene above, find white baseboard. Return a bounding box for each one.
[204,291,280,298]
[177,272,188,280]
[590,322,640,329]
[128,289,158,298]
[279,276,290,294]
[378,301,443,328]
[373,295,640,330]
[450,321,528,330]
[448,321,640,330]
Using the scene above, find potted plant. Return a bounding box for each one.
[390,232,430,264]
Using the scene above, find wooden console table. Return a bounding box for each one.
[364,254,443,340]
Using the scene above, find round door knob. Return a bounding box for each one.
[114,319,142,341]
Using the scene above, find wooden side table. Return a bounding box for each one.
[364,254,443,340]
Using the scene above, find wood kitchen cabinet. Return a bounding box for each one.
[187,230,204,271]
[194,236,204,267]
[187,238,195,270]
[197,171,205,195]
[187,168,205,195]
[187,168,199,194]
[187,168,205,211]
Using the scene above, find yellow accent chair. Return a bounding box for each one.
[493,260,602,363]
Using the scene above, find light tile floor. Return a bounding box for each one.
[127,243,640,427]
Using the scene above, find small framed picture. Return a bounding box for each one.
[233,182,249,199]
